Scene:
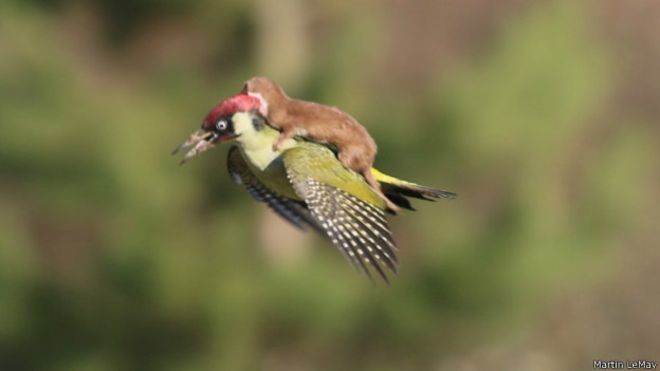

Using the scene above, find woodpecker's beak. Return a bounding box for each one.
[172,129,218,164]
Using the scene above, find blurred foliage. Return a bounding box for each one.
[0,0,658,370]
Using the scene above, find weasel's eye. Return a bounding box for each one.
[252,115,265,131]
[216,119,228,131]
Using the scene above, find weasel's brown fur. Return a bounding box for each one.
[243,76,398,212]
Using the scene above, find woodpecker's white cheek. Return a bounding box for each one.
[231,112,253,135]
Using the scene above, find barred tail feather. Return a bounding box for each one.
[371,168,456,210]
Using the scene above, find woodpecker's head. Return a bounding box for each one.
[172,93,267,163]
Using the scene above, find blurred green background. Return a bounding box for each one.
[1,0,658,370]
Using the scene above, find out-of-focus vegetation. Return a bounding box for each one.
[0,0,658,370]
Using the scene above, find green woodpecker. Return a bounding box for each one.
[173,93,456,282]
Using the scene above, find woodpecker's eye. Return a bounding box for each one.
[216,119,228,132]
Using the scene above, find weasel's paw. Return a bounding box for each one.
[272,141,282,151]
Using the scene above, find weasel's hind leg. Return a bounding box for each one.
[338,149,399,212]
[363,169,400,213]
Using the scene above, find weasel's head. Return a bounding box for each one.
[242,76,289,113]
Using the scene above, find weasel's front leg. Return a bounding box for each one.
[272,129,295,151]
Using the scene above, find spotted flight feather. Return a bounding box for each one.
[287,172,398,283]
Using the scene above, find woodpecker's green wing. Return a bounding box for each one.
[227,146,324,233]
[281,143,398,282]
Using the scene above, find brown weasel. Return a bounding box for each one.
[242,76,399,212]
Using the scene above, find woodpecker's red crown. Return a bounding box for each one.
[202,93,262,131]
